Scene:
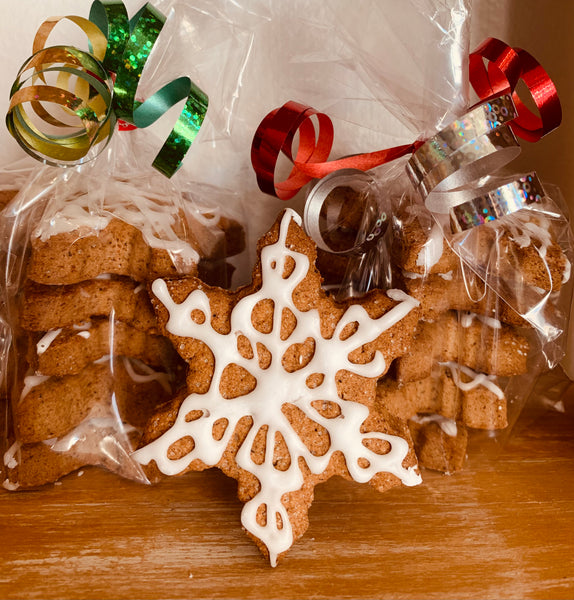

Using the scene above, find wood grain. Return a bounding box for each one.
[2,382,574,600]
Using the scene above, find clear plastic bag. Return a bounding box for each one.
[312,167,572,473]
[0,0,264,489]
[391,186,571,465]
[201,0,472,272]
[240,0,574,476]
[0,132,246,490]
[448,181,574,367]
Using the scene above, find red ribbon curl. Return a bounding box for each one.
[469,37,561,143]
[251,38,561,200]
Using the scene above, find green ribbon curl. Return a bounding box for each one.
[7,0,208,178]
[91,0,209,177]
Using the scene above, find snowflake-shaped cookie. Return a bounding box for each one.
[135,209,421,566]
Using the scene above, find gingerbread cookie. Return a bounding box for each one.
[394,310,529,383]
[26,181,246,285]
[19,277,158,332]
[394,204,570,291]
[392,208,460,276]
[467,211,570,292]
[187,209,246,260]
[26,318,178,377]
[27,217,199,285]
[135,209,422,566]
[3,417,148,489]
[408,415,468,474]
[402,270,527,326]
[377,363,508,431]
[14,356,174,444]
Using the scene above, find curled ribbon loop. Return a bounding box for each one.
[252,37,561,203]
[449,172,545,232]
[469,37,561,142]
[406,94,523,215]
[251,101,420,201]
[6,0,208,178]
[6,46,115,165]
[251,101,334,200]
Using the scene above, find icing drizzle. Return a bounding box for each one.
[411,414,458,437]
[3,441,21,469]
[460,312,502,330]
[20,373,50,402]
[36,329,62,355]
[33,178,200,272]
[121,357,172,394]
[416,222,444,271]
[441,361,505,399]
[134,209,421,566]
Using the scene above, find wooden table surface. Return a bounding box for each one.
[2,374,574,600]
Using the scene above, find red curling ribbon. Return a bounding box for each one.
[468,37,522,98]
[252,37,561,200]
[469,37,561,142]
[251,101,421,201]
[251,101,333,200]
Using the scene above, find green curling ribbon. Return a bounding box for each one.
[91,0,209,177]
[89,1,130,74]
[7,0,208,178]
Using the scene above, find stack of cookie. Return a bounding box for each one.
[2,183,245,489]
[315,194,570,474]
[374,202,570,473]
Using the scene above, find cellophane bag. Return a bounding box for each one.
[0,129,248,490]
[254,0,573,473]
[388,181,572,473]
[0,0,262,489]
[311,157,572,474]
[177,0,471,275]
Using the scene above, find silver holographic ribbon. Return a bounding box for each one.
[406,95,545,229]
[303,169,387,255]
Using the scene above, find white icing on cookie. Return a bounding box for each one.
[134,209,421,566]
[403,269,452,280]
[77,331,91,339]
[562,257,571,284]
[93,355,111,365]
[20,373,51,401]
[411,414,458,437]
[36,329,62,355]
[121,357,171,394]
[3,441,21,469]
[441,362,505,399]
[460,312,502,330]
[402,271,422,279]
[512,219,552,257]
[416,222,444,271]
